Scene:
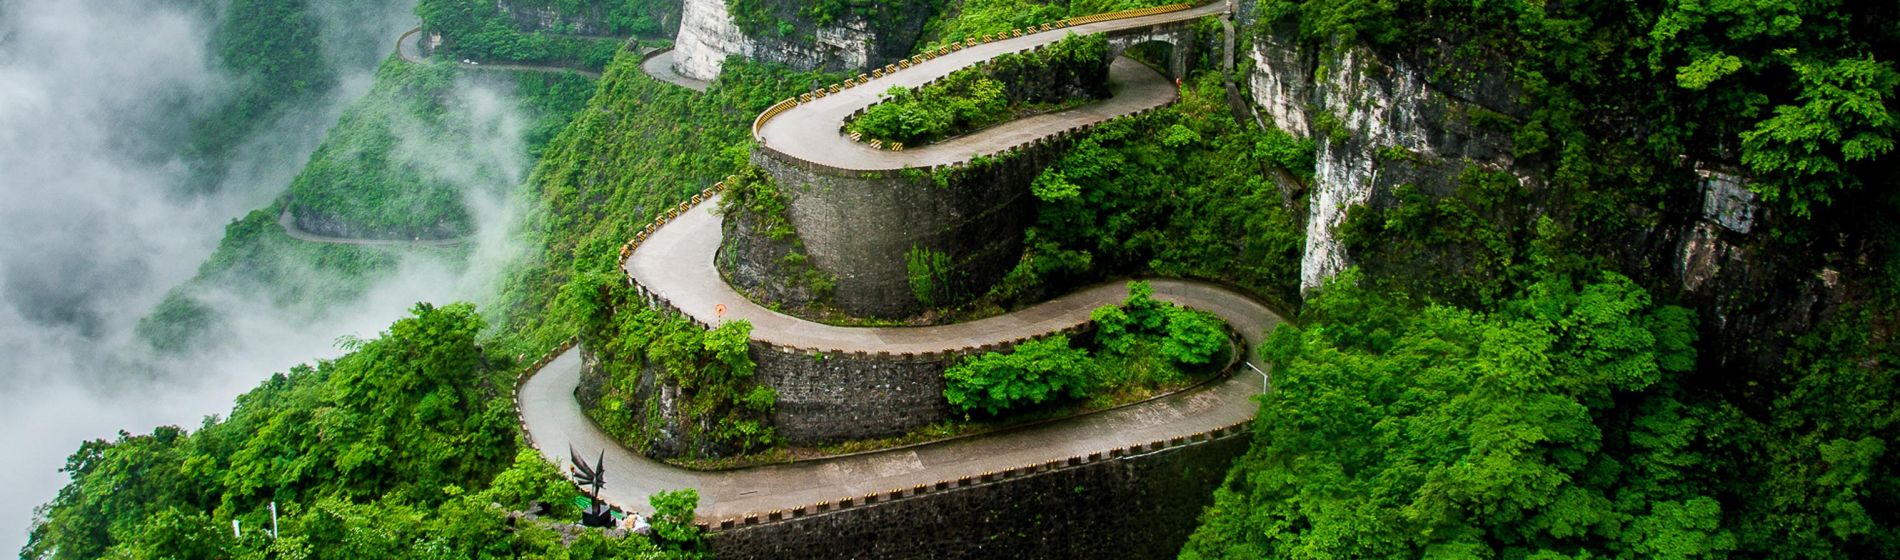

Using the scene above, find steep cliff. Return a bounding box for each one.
[496,0,681,37]
[671,0,940,81]
[1244,24,1870,373]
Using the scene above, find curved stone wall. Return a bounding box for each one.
[706,425,1251,559]
[741,144,1057,318]
[750,343,955,442]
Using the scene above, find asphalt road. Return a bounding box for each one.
[754,2,1227,171]
[513,1,1280,523]
[521,194,1282,520]
[641,48,711,91]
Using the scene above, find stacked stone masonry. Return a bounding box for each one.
[736,5,1198,318]
[706,425,1251,559]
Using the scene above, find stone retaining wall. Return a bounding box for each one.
[745,144,1050,318]
[706,423,1250,559]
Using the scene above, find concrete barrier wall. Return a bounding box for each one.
[706,424,1250,559]
[746,144,1048,319]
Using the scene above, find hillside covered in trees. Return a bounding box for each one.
[1183,0,1899,557]
[18,0,1898,558]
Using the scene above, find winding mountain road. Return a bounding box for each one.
[276,207,464,247]
[281,27,624,247]
[523,259,1278,519]
[754,1,1227,171]
[641,48,711,91]
[397,26,606,78]
[515,2,1278,521]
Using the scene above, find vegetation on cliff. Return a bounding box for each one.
[284,60,469,239]
[1274,0,1896,220]
[1293,0,1899,309]
[945,281,1230,415]
[571,273,780,460]
[182,0,335,187]
[1182,4,1900,556]
[138,62,595,354]
[918,0,1183,49]
[417,0,676,69]
[135,202,430,353]
[285,58,595,239]
[995,70,1308,309]
[31,304,710,558]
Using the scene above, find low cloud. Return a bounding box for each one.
[0,0,541,551]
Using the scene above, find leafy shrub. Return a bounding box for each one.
[648,489,705,553]
[995,71,1306,309]
[944,336,1096,415]
[847,34,1108,145]
[906,245,960,306]
[1093,281,1228,367]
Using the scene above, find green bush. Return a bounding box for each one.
[992,71,1306,309]
[1092,281,1227,367]
[647,489,705,553]
[847,34,1107,145]
[919,0,1179,49]
[944,336,1096,415]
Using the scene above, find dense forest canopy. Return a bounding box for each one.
[1182,1,1900,557]
[30,304,707,558]
[20,0,1900,557]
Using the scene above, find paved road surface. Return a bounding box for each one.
[398,26,605,78]
[628,194,1280,353]
[277,207,464,248]
[515,2,1281,522]
[754,2,1226,171]
[522,194,1282,518]
[641,48,711,91]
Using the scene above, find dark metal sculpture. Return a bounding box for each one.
[570,446,614,527]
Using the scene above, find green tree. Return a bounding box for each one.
[1182,271,1719,558]
[648,489,706,555]
[944,335,1096,415]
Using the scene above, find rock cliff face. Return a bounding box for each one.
[496,0,680,37]
[1245,26,1852,372]
[671,0,936,81]
[290,207,464,241]
[1296,41,1527,291]
[1244,23,1310,138]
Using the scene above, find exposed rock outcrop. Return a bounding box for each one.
[1297,41,1527,292]
[1241,19,1855,372]
[1244,22,1311,137]
[496,0,680,37]
[671,0,938,81]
